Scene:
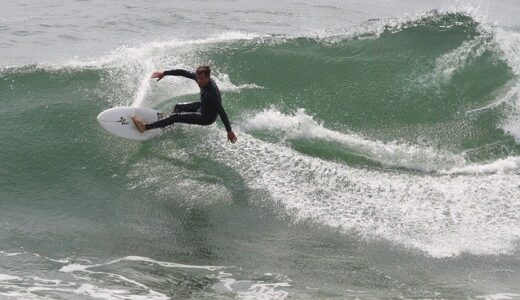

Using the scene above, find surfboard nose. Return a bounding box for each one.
[96,106,162,141]
[96,107,118,123]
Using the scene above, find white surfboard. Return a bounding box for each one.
[97,106,164,141]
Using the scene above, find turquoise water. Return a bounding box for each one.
[2,2,520,299]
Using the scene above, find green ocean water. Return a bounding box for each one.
[2,10,520,299]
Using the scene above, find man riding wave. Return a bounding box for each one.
[132,65,238,143]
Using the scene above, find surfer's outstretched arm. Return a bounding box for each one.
[216,102,232,133]
[216,103,237,143]
[219,107,237,143]
[151,69,196,81]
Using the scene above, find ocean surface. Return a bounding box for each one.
[2,0,520,299]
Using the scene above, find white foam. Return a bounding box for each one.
[212,277,290,300]
[0,251,22,256]
[441,156,520,174]
[243,107,466,172]
[0,274,21,281]
[0,291,40,299]
[2,251,236,298]
[236,282,290,300]
[72,283,169,300]
[60,263,91,273]
[0,252,231,299]
[476,293,520,300]
[0,279,148,300]
[29,277,64,285]
[60,256,225,274]
[504,117,520,143]
[51,253,289,299]
[121,256,225,271]
[156,124,520,258]
[44,257,70,264]
[0,273,78,299]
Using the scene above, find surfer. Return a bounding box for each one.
[132,65,238,143]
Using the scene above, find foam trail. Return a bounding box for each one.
[243,107,466,172]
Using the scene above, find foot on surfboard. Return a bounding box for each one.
[132,114,146,133]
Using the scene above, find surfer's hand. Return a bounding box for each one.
[227,131,237,144]
[151,71,165,81]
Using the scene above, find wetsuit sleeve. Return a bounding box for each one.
[216,101,232,132]
[163,69,196,80]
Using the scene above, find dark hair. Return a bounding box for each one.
[196,65,211,78]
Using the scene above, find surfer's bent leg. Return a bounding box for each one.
[173,102,201,113]
[145,112,216,130]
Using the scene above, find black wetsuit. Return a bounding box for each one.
[145,69,232,132]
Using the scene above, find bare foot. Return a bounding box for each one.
[132,114,146,133]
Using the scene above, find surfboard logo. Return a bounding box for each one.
[117,117,129,125]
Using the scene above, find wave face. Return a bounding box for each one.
[3,10,520,299]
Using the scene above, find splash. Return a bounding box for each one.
[132,66,153,107]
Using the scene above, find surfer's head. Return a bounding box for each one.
[195,65,211,87]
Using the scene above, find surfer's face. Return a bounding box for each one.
[196,72,210,87]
